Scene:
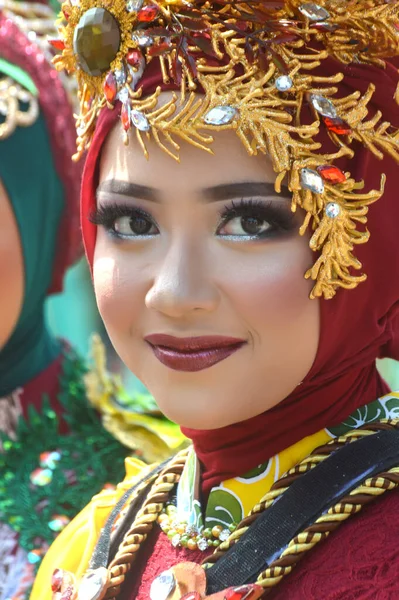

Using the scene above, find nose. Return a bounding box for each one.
[145,239,220,319]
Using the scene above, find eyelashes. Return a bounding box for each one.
[89,197,296,240]
[218,198,296,235]
[89,203,154,229]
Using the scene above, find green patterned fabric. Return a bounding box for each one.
[0,108,65,394]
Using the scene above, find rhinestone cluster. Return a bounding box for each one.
[157,503,236,552]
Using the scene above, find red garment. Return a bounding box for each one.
[80,56,399,492]
[122,490,399,600]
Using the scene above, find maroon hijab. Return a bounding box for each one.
[80,57,399,493]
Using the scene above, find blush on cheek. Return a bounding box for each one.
[93,244,148,343]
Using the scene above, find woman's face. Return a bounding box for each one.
[93,102,320,429]
[0,179,24,350]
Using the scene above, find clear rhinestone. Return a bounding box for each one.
[132,33,153,47]
[171,534,181,547]
[126,0,143,12]
[129,64,145,91]
[114,67,126,86]
[325,202,341,218]
[219,529,230,542]
[150,571,175,600]
[299,3,330,21]
[131,109,150,131]
[300,168,325,194]
[310,94,337,118]
[186,524,198,536]
[197,537,209,551]
[275,75,293,92]
[204,105,237,126]
[77,569,108,600]
[117,87,129,103]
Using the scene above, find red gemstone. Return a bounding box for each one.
[51,569,64,593]
[317,164,346,185]
[180,594,201,600]
[225,585,263,600]
[137,5,159,22]
[323,116,351,135]
[62,7,70,20]
[103,71,117,103]
[48,38,65,51]
[126,49,143,68]
[121,103,131,131]
[148,41,172,57]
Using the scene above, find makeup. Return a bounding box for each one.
[144,334,246,372]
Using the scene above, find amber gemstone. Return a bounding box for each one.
[73,7,121,76]
[323,116,351,135]
[126,48,143,68]
[103,71,117,103]
[137,5,159,22]
[51,569,64,593]
[49,38,65,51]
[317,164,346,184]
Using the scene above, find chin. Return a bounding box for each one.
[152,392,250,431]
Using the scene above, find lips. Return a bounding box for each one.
[144,334,246,372]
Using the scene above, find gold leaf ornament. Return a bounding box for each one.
[84,334,188,463]
[53,0,399,299]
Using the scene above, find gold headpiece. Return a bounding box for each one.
[52,0,399,299]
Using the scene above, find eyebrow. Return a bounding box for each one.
[201,182,291,201]
[97,180,160,202]
[96,180,291,203]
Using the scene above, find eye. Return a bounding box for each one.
[219,215,271,237]
[216,198,292,240]
[114,214,158,237]
[89,204,159,239]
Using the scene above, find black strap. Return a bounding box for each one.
[206,427,399,594]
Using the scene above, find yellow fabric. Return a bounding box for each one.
[220,428,331,518]
[30,456,149,600]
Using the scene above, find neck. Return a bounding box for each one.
[0,310,60,396]
[182,362,388,495]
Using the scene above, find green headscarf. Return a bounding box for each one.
[0,64,65,395]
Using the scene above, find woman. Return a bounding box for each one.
[32,0,399,598]
[0,3,180,598]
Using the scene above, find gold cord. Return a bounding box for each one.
[101,420,399,599]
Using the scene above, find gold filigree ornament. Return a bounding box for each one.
[0,75,39,140]
[51,0,399,299]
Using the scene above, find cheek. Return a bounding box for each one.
[0,184,24,349]
[93,237,146,339]
[218,238,319,368]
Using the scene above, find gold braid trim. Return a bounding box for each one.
[200,420,399,594]
[257,465,399,593]
[60,420,399,600]
[105,448,189,599]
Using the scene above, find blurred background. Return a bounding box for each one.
[47,258,399,396]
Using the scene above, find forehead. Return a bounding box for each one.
[99,102,277,196]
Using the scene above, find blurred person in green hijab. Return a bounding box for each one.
[0,3,184,598]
